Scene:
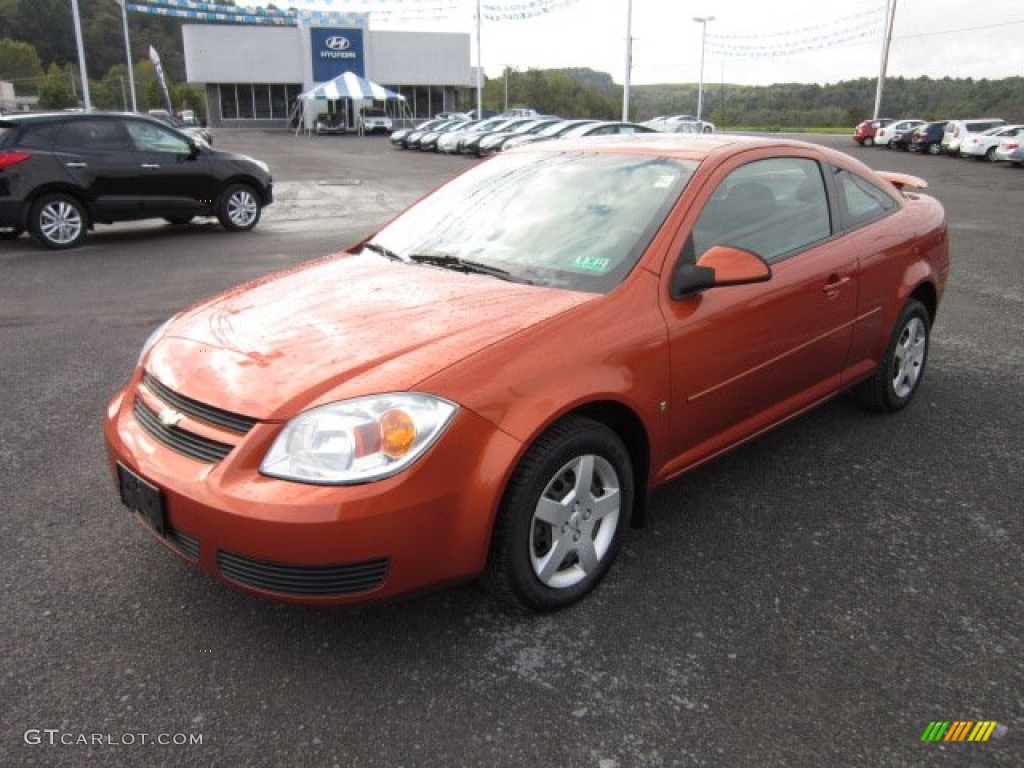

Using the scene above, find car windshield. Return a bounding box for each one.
[366,149,696,293]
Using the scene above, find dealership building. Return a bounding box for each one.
[182,13,475,128]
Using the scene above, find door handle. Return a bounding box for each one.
[823,275,851,294]
[65,162,87,168]
[140,163,161,169]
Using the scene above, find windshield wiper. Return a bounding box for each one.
[408,252,528,283]
[362,242,403,261]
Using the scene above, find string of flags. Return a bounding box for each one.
[705,6,886,60]
[124,0,585,25]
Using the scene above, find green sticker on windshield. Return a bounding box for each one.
[573,255,612,273]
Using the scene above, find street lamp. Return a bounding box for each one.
[693,15,714,123]
[117,0,138,112]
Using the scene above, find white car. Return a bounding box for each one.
[958,124,1023,161]
[644,115,715,134]
[874,119,925,147]
[941,118,1006,156]
[358,108,392,135]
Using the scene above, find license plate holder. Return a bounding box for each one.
[116,463,166,535]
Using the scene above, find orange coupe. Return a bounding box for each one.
[105,134,949,611]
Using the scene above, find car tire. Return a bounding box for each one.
[856,299,930,413]
[164,215,193,225]
[483,416,633,611]
[927,142,941,155]
[985,147,999,163]
[29,193,87,250]
[217,184,261,232]
[0,226,24,240]
[864,137,874,147]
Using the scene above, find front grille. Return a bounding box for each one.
[133,398,234,463]
[217,550,390,596]
[167,527,200,560]
[142,372,257,435]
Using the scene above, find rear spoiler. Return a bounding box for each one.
[877,171,928,191]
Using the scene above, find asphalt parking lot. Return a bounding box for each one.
[1,129,1020,767]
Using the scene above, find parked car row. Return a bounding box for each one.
[854,117,1022,164]
[391,115,668,156]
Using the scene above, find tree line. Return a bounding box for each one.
[490,69,1024,128]
[2,0,1021,127]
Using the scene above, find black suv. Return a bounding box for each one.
[0,112,272,249]
[908,121,950,156]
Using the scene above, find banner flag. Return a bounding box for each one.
[148,45,174,115]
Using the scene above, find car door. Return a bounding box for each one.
[122,118,217,218]
[659,153,857,474]
[52,118,141,219]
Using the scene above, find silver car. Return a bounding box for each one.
[994,135,1024,165]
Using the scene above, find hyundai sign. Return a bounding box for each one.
[311,28,365,81]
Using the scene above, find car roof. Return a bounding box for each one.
[508,132,847,164]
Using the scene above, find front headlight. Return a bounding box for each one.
[260,393,458,485]
[138,315,176,364]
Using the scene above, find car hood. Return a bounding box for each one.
[145,252,591,420]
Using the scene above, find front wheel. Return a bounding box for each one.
[856,299,931,413]
[217,184,261,232]
[30,193,87,249]
[483,416,633,611]
[927,142,941,155]
[864,137,874,147]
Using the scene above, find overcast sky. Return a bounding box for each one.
[258,0,1024,85]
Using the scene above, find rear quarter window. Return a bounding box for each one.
[15,122,63,149]
[835,168,897,230]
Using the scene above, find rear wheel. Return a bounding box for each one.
[217,184,261,232]
[864,137,874,147]
[985,147,999,163]
[30,193,87,249]
[483,416,633,611]
[927,142,941,155]
[856,299,930,413]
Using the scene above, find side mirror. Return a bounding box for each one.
[671,245,771,299]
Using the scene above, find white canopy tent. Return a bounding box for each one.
[295,71,408,134]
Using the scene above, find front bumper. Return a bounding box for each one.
[103,375,522,605]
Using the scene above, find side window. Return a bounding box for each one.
[691,157,832,264]
[17,122,62,149]
[55,119,128,151]
[124,121,191,154]
[834,169,896,230]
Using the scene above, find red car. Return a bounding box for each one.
[853,118,895,146]
[105,135,949,611]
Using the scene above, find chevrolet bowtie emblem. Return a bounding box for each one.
[158,407,185,427]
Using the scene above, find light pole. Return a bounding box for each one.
[622,0,632,122]
[873,0,897,119]
[70,0,92,111]
[693,15,714,122]
[117,0,138,112]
